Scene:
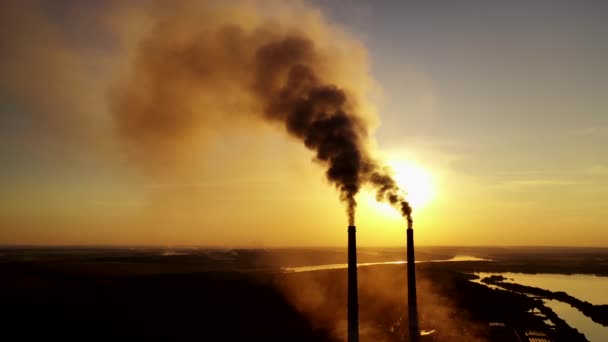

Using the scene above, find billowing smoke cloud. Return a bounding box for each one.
[1,0,412,226]
[110,1,413,226]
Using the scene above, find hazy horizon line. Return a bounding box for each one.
[1,244,607,250]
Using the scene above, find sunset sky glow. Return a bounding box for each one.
[1,0,607,247]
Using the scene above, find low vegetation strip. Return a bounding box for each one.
[481,276,608,327]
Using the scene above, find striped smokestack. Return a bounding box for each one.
[348,225,359,342]
[407,226,420,342]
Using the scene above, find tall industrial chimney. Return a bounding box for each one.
[407,226,420,342]
[348,225,359,342]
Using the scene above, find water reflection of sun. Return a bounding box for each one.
[368,159,436,217]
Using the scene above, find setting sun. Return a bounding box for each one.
[388,160,435,210]
[366,159,436,217]
[2,2,607,341]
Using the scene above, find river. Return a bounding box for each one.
[282,255,489,272]
[474,272,608,341]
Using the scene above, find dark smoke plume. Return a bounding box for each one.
[0,0,413,226]
[109,1,414,226]
[249,37,412,225]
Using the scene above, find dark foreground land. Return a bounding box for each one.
[1,247,605,341]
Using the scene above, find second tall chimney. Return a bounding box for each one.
[348,225,359,342]
[407,227,420,342]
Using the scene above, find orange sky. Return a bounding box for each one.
[1,1,607,247]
